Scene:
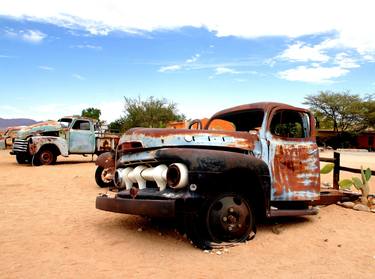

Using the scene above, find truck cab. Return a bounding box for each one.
[96,102,320,249]
[11,116,118,165]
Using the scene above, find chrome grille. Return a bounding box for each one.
[12,139,28,153]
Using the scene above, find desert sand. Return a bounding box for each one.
[0,149,374,278]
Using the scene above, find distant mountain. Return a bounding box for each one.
[0,118,37,130]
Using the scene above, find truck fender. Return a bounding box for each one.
[29,136,68,156]
[155,148,271,216]
[95,151,115,169]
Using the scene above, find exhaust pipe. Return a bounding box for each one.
[141,165,168,190]
[166,163,189,189]
[115,163,188,191]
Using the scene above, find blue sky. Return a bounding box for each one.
[1,0,375,122]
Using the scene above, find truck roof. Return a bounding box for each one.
[211,102,310,119]
[60,116,97,122]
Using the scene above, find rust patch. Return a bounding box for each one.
[96,152,115,168]
[271,143,320,200]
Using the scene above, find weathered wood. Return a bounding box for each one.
[333,152,340,189]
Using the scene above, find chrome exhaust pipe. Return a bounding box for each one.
[141,164,168,190]
[115,163,188,190]
[166,163,189,189]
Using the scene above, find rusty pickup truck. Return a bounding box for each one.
[11,116,119,166]
[0,126,26,150]
[96,102,321,249]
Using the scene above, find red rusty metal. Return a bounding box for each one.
[96,152,115,169]
[122,128,258,151]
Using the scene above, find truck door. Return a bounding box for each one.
[69,120,96,154]
[266,109,320,201]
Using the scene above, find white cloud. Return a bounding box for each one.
[22,29,46,43]
[278,65,349,83]
[72,73,85,80]
[71,44,102,50]
[186,54,200,63]
[1,1,375,54]
[278,41,330,63]
[158,65,182,72]
[158,53,201,73]
[4,28,47,43]
[214,67,240,75]
[38,65,54,71]
[334,53,359,69]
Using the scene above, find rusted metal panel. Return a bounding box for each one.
[29,136,69,156]
[268,140,320,201]
[119,128,258,152]
[311,189,360,205]
[0,126,26,149]
[96,152,115,168]
[17,121,61,139]
[96,135,119,152]
[69,130,96,153]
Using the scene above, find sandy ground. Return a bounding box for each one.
[0,149,375,279]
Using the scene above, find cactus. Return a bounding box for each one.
[320,163,372,206]
[337,167,371,206]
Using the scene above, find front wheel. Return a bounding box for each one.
[16,153,31,164]
[95,166,114,188]
[185,193,255,249]
[34,149,57,166]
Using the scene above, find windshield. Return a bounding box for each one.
[207,109,265,132]
[58,118,73,128]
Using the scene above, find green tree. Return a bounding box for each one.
[363,94,375,128]
[117,96,185,131]
[81,107,101,120]
[108,118,125,133]
[304,91,366,132]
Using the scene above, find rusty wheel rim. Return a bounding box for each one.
[40,150,53,165]
[206,194,252,243]
[101,168,112,183]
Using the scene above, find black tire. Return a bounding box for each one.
[16,153,31,164]
[185,193,255,249]
[34,149,57,166]
[95,166,114,188]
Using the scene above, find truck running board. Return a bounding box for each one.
[269,207,318,217]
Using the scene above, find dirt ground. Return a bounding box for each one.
[0,149,375,279]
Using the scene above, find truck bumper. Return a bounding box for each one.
[96,194,176,218]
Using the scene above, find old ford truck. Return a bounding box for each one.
[96,102,321,249]
[11,116,119,166]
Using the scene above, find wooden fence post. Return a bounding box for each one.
[333,152,340,189]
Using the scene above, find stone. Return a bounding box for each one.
[353,204,370,212]
[370,208,375,213]
[338,201,355,209]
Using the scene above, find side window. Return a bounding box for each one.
[72,120,91,131]
[270,110,310,138]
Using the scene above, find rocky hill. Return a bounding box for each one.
[0,118,37,130]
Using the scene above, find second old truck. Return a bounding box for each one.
[11,116,119,165]
[96,102,321,249]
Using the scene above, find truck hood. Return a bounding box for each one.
[16,121,62,139]
[119,128,259,151]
